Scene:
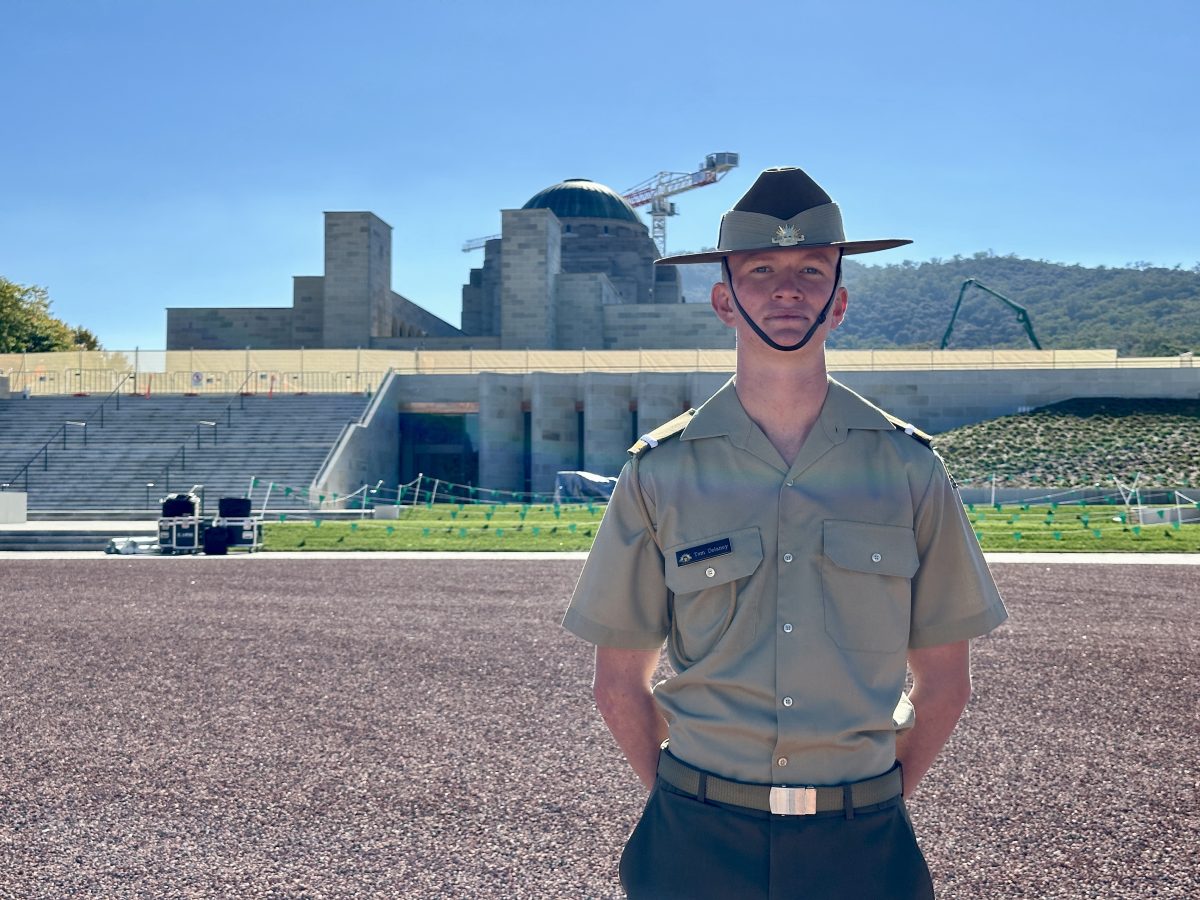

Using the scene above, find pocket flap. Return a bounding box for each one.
[823,520,918,577]
[665,526,763,594]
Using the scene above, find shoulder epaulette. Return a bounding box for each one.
[883,412,934,448]
[628,409,696,457]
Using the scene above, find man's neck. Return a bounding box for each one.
[733,346,831,467]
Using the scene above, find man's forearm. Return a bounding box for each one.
[896,640,972,799]
[594,646,668,790]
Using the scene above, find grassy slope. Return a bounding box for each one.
[935,398,1200,489]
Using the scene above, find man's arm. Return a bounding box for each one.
[593,645,668,790]
[895,639,972,799]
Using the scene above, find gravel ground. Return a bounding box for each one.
[0,558,1195,899]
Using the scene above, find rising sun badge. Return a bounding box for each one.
[771,224,805,246]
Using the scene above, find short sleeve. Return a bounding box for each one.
[908,455,1008,648]
[561,459,671,649]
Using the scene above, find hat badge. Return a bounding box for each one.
[771,224,804,247]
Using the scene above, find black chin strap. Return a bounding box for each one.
[723,252,843,352]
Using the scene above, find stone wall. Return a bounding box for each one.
[499,209,561,348]
[837,366,1200,433]
[167,307,295,350]
[555,273,617,350]
[602,304,734,350]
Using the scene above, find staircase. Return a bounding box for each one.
[0,393,370,514]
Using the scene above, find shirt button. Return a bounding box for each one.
[782,696,793,707]
[782,623,793,633]
[785,480,794,487]
[783,553,793,563]
[777,757,788,767]
[705,567,715,578]
[871,552,882,563]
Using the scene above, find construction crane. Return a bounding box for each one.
[940,278,1043,350]
[623,152,739,255]
[461,152,739,254]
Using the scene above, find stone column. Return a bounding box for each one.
[530,373,579,496]
[582,373,633,477]
[478,373,525,493]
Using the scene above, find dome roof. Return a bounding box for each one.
[522,178,641,223]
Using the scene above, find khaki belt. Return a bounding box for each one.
[657,750,902,816]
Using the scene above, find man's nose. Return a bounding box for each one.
[772,273,806,299]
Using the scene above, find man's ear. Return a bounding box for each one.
[829,286,849,330]
[711,282,738,327]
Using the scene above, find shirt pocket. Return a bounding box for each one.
[664,526,763,667]
[821,520,918,653]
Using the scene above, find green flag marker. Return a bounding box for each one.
[496,528,504,537]
[450,510,458,519]
[1092,529,1102,538]
[278,513,287,522]
[459,528,467,537]
[532,526,540,536]
[422,527,430,536]
[1053,531,1062,540]
[350,522,358,531]
[314,519,322,528]
[1013,532,1022,541]
[386,526,394,535]
[1132,526,1141,535]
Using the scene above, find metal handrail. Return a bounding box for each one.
[3,372,133,492]
[149,371,256,495]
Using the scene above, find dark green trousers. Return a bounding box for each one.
[619,778,935,899]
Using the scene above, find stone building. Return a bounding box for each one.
[167,212,463,350]
[460,178,729,350]
[166,180,733,351]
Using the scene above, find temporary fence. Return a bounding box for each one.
[3,348,1196,396]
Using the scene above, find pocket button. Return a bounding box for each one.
[871,552,882,563]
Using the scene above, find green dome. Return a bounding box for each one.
[522,178,640,223]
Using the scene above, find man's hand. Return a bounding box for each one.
[593,646,668,790]
[895,640,972,799]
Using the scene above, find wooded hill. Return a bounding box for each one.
[675,254,1200,357]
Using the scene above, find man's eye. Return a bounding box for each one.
[804,267,822,275]
[752,266,771,273]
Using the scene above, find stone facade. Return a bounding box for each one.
[166,182,735,353]
[166,213,462,350]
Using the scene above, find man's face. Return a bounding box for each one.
[710,246,847,348]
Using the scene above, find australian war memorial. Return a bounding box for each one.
[166,178,730,352]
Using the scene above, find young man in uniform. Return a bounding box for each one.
[562,166,1008,899]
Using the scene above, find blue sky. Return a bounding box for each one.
[2,0,1196,350]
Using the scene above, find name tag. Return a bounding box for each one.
[675,537,732,567]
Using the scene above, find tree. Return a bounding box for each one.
[0,277,101,352]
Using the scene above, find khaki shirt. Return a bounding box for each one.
[563,377,1007,786]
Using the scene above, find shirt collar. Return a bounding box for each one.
[681,376,894,448]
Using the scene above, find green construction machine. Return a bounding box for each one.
[940,278,1043,350]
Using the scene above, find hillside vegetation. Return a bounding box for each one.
[934,398,1200,489]
[676,254,1200,357]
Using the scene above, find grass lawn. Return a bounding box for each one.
[262,502,606,552]
[261,501,1200,553]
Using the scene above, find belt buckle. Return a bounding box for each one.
[769,785,817,815]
